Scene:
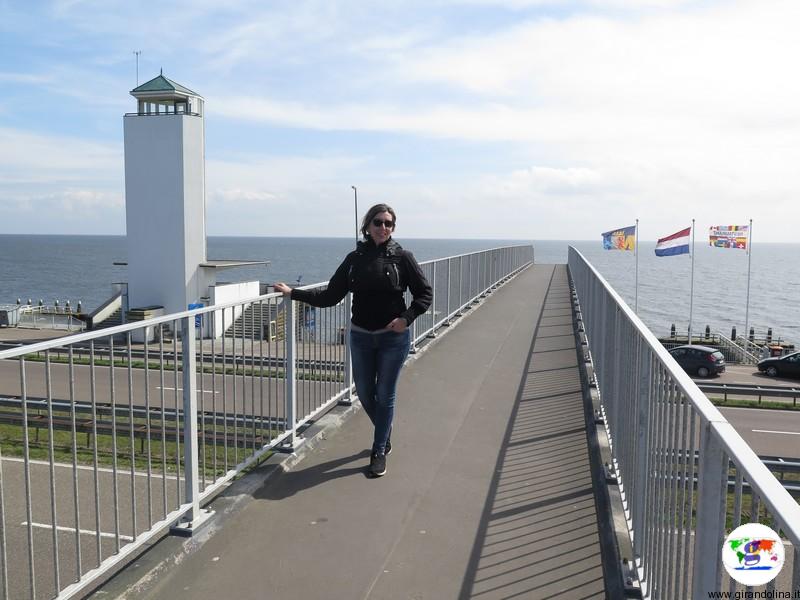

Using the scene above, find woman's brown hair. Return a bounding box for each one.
[360,203,397,240]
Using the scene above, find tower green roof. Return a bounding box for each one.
[131,73,199,97]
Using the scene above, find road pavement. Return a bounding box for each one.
[708,364,800,388]
[0,358,343,425]
[0,455,183,600]
[718,406,800,458]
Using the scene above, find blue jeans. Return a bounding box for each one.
[350,328,411,454]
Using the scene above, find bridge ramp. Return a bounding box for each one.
[129,264,617,599]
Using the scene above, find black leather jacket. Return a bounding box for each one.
[290,238,433,331]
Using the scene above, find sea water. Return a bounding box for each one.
[1,235,796,344]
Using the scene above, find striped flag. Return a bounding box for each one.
[655,227,691,257]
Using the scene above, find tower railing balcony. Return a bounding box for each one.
[124,111,202,117]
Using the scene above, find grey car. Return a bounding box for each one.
[668,344,726,378]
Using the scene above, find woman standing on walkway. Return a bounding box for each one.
[274,204,432,477]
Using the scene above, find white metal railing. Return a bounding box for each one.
[0,244,532,600]
[17,310,87,332]
[717,332,761,365]
[568,246,800,599]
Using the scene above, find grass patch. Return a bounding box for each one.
[0,410,280,479]
[709,397,800,410]
[647,455,799,534]
[18,353,344,383]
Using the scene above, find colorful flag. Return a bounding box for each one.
[602,225,636,251]
[709,225,749,249]
[655,226,691,257]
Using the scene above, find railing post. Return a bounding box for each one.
[172,316,213,535]
[429,262,437,337]
[691,421,727,598]
[445,258,451,325]
[340,293,354,406]
[284,298,302,449]
[457,255,463,315]
[632,341,652,575]
[481,251,488,296]
[469,254,475,302]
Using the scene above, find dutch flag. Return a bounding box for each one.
[655,227,691,257]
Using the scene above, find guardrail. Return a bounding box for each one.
[569,246,800,600]
[697,383,800,406]
[0,244,532,600]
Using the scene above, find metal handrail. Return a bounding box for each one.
[717,332,760,364]
[123,112,201,117]
[0,245,533,360]
[569,246,800,599]
[17,312,87,332]
[0,243,533,600]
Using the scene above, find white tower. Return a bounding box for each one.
[123,72,207,315]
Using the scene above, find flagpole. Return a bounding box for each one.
[743,218,753,354]
[635,218,639,313]
[688,219,695,344]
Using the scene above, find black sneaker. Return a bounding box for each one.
[370,452,387,477]
[385,438,392,456]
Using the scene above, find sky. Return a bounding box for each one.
[1,0,798,241]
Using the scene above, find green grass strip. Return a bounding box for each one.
[18,353,344,382]
[709,397,800,411]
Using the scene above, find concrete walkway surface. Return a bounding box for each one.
[100,264,620,600]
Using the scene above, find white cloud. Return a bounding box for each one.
[553,0,697,7]
[3,0,799,240]
[0,127,121,179]
[0,72,53,84]
[207,154,367,190]
[197,0,800,240]
[209,1,800,145]
[7,188,123,212]
[202,153,371,235]
[0,128,123,232]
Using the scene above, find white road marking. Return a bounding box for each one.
[752,429,800,436]
[157,386,219,395]
[1,456,177,479]
[22,521,134,542]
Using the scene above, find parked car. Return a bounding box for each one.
[757,351,800,378]
[668,345,726,377]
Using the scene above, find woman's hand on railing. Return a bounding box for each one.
[273,282,292,296]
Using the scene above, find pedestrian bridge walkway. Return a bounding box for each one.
[106,264,620,599]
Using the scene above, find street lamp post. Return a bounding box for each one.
[351,185,359,242]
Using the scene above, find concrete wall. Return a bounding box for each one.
[182,118,207,306]
[123,113,206,315]
[209,281,261,338]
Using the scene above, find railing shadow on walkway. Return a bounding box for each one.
[457,271,624,600]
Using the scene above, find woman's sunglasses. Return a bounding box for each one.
[372,218,395,228]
